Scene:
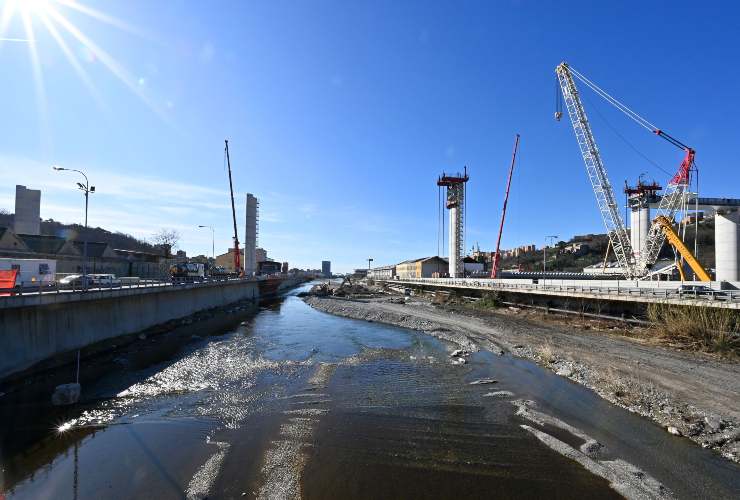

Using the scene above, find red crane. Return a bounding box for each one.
[225,140,242,275]
[491,134,520,278]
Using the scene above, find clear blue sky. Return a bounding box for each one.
[1,0,738,272]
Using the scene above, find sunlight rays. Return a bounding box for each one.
[20,6,51,151]
[1,0,169,142]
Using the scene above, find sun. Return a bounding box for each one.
[0,0,167,141]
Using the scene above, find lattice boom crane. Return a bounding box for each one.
[555,62,637,277]
[555,61,696,278]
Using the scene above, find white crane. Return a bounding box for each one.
[555,62,636,277]
[555,62,694,278]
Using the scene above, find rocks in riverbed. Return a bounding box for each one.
[450,349,470,358]
[52,383,81,406]
[469,378,497,385]
[667,426,682,436]
[483,390,514,398]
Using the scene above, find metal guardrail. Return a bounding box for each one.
[0,276,263,298]
[382,278,740,303]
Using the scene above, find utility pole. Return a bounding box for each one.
[198,225,215,262]
[53,166,94,290]
[543,235,558,284]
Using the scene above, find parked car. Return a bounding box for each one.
[677,284,712,294]
[89,274,122,287]
[59,274,85,287]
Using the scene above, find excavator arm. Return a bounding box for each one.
[653,216,711,281]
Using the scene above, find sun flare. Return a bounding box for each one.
[1,0,164,141]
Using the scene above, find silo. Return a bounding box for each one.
[715,210,739,282]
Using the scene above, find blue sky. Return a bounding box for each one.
[0,0,738,272]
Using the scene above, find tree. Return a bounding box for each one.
[152,228,181,257]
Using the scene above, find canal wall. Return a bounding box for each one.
[0,277,303,380]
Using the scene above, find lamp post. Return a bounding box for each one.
[543,235,558,285]
[198,225,215,262]
[53,166,94,290]
[367,257,373,278]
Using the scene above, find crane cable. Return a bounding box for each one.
[581,92,673,179]
[569,66,657,134]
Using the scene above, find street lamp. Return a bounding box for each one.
[543,235,559,285]
[198,225,215,262]
[53,166,94,290]
[367,257,373,270]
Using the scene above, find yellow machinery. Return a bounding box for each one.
[653,215,711,281]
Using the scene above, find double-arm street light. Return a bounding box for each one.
[53,166,94,290]
[198,225,215,262]
[543,235,559,280]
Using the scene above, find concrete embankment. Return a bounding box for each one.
[303,294,740,463]
[0,277,304,381]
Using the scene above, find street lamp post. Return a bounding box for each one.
[543,235,558,285]
[198,225,215,262]
[367,257,373,276]
[53,166,94,290]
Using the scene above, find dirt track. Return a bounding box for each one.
[304,295,740,463]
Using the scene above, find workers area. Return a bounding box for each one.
[368,62,739,297]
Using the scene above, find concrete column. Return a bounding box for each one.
[630,205,650,261]
[449,206,459,277]
[715,210,739,282]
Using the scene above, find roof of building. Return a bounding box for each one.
[16,234,72,255]
[71,241,112,258]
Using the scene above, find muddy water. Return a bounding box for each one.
[0,285,738,499]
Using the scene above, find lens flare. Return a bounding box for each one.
[0,0,166,140]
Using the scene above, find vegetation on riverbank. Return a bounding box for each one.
[646,304,740,355]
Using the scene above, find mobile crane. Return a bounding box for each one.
[653,216,711,282]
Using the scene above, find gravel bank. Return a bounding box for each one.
[304,295,740,463]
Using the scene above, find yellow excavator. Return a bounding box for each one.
[653,215,711,281]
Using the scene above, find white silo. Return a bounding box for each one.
[715,210,739,282]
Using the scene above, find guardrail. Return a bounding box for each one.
[0,276,264,298]
[381,278,740,303]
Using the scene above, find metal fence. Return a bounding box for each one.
[382,277,740,304]
[0,275,260,298]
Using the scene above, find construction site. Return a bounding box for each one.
[366,62,740,319]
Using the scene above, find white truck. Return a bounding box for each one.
[0,258,57,287]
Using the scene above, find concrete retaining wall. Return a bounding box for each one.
[0,278,301,380]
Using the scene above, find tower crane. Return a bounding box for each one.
[555,62,695,278]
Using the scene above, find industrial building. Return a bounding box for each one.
[396,257,448,279]
[367,264,396,280]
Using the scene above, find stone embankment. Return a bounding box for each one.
[303,294,740,463]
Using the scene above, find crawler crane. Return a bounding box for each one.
[555,62,698,278]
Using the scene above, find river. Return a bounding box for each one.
[0,283,737,499]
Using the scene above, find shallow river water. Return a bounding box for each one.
[1,284,738,499]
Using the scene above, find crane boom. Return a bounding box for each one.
[491,134,520,278]
[225,140,242,275]
[654,215,710,281]
[638,136,693,273]
[555,62,636,277]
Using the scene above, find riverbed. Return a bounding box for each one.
[0,284,737,499]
